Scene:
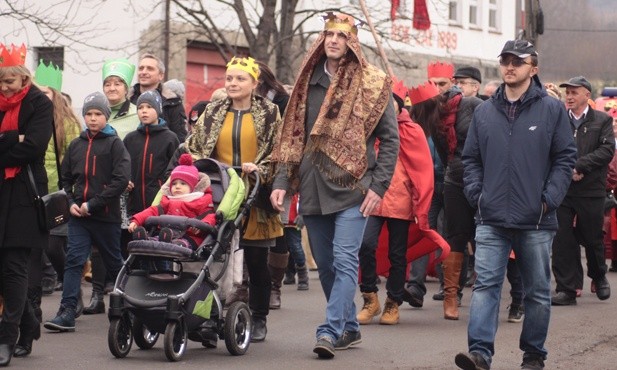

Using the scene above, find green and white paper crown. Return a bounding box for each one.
[102,58,135,86]
[34,59,63,91]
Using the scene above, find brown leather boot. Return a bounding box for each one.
[443,251,464,320]
[356,292,381,324]
[268,251,289,309]
[379,297,400,325]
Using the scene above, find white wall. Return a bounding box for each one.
[1,0,165,112]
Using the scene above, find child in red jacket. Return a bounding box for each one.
[128,154,216,249]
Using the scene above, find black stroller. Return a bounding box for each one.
[107,158,258,361]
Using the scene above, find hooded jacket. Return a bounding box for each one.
[130,172,215,247]
[462,76,577,230]
[130,83,187,142]
[61,124,131,223]
[123,118,179,215]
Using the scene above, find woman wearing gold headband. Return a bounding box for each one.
[186,56,283,343]
[0,44,53,366]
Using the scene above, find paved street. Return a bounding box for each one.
[9,267,617,369]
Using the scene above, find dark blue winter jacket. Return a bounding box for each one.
[462,76,576,230]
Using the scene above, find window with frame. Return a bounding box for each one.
[488,0,500,31]
[449,0,461,24]
[469,0,479,26]
[35,47,64,70]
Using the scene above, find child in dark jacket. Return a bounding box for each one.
[44,92,130,332]
[128,153,216,249]
[123,90,180,216]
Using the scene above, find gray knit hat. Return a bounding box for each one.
[136,90,163,117]
[82,91,111,119]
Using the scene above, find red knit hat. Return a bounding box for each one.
[171,154,199,191]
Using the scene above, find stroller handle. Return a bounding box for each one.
[144,215,217,235]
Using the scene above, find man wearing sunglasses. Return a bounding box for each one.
[455,40,576,370]
[551,76,614,306]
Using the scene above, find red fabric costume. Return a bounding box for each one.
[375,109,450,278]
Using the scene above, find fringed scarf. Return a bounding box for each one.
[271,31,392,189]
[0,84,31,179]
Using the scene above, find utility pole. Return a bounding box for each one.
[163,0,170,81]
[524,0,543,47]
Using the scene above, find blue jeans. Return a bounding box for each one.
[303,205,368,341]
[469,225,554,366]
[62,218,123,310]
[284,227,306,266]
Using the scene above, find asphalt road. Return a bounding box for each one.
[9,266,617,369]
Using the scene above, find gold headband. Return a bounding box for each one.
[226,56,260,80]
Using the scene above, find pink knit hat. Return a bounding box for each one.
[171,154,199,191]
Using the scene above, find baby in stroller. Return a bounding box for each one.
[128,153,216,249]
[108,156,254,361]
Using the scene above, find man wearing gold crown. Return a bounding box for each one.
[270,12,399,359]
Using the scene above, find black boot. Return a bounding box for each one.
[251,316,267,342]
[75,289,84,318]
[0,344,13,367]
[296,264,309,291]
[249,283,270,342]
[83,291,105,315]
[283,255,296,285]
[14,302,40,357]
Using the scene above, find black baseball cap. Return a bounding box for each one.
[499,40,538,58]
[559,76,592,92]
[453,66,482,84]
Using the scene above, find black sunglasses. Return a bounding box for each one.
[499,57,531,67]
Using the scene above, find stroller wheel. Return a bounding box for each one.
[132,317,159,350]
[164,320,187,362]
[224,301,251,355]
[108,315,133,358]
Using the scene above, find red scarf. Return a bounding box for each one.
[0,85,31,179]
[442,93,462,161]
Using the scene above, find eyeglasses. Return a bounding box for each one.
[499,57,531,67]
[457,80,478,86]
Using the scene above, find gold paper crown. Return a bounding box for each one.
[0,43,27,68]
[322,12,362,35]
[226,56,260,81]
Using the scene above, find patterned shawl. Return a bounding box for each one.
[271,31,392,188]
[186,95,280,181]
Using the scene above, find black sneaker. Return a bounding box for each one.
[403,285,424,308]
[313,336,335,359]
[521,354,545,369]
[132,226,148,240]
[455,351,490,370]
[334,330,361,350]
[507,303,525,323]
[159,227,173,243]
[551,291,576,306]
[432,289,444,301]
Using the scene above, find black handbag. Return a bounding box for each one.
[28,166,70,231]
[27,117,70,231]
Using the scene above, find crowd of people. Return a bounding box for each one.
[1,11,617,370]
